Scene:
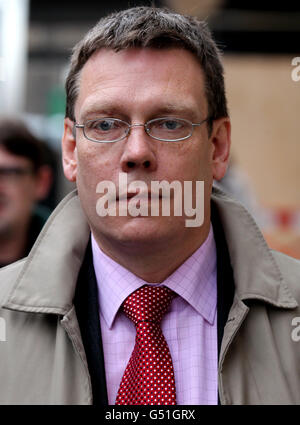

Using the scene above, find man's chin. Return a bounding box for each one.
[93,216,180,247]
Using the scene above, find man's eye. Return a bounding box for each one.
[161,120,181,130]
[94,120,115,131]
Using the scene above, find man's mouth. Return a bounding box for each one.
[117,191,162,201]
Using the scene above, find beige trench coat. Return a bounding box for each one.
[0,188,300,404]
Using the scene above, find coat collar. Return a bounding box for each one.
[2,187,297,315]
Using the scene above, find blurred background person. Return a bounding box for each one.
[0,118,53,267]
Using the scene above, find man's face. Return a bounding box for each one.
[0,147,40,237]
[63,48,230,250]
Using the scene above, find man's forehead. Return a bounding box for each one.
[78,47,205,89]
[76,47,207,119]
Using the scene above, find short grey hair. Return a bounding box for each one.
[65,6,228,130]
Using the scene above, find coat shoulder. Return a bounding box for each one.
[0,259,26,308]
[272,250,300,301]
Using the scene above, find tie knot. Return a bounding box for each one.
[122,285,175,325]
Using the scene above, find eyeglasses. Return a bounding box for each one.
[74,116,211,143]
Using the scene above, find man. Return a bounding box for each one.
[0,6,300,405]
[0,119,53,267]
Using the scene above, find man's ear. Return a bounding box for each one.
[62,118,77,182]
[210,117,231,181]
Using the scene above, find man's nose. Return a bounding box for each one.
[120,125,157,172]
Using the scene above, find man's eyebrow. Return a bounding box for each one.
[79,102,203,122]
[79,106,122,121]
[152,104,201,118]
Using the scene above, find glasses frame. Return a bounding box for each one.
[74,116,211,143]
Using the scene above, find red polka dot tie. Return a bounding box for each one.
[115,285,177,405]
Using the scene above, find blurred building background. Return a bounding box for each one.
[0,0,299,258]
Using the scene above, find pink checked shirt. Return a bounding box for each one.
[91,225,218,405]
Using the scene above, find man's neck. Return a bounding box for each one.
[92,223,211,283]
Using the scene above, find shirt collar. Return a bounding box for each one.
[92,225,217,329]
[163,225,217,324]
[91,235,147,329]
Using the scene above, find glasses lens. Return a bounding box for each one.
[84,118,127,142]
[147,118,192,141]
